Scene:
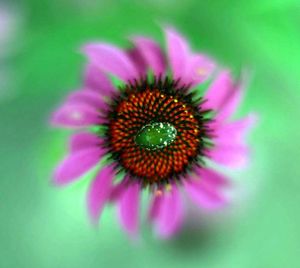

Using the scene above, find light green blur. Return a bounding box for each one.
[1,0,300,268]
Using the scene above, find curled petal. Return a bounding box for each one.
[118,182,140,237]
[51,103,105,128]
[155,187,184,239]
[54,148,102,186]
[83,43,139,81]
[131,36,166,76]
[87,165,115,224]
[84,64,116,96]
[69,132,101,153]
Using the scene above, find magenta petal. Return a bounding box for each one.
[54,148,101,186]
[127,47,147,77]
[217,71,249,122]
[84,64,116,96]
[217,86,243,122]
[183,53,215,86]
[208,144,250,168]
[184,177,228,210]
[202,70,234,111]
[156,187,183,239]
[83,43,139,81]
[118,182,140,236]
[165,28,189,81]
[132,37,166,76]
[67,90,108,111]
[194,167,230,187]
[108,178,129,202]
[148,193,163,221]
[87,165,115,224]
[69,132,101,153]
[51,103,104,128]
[215,113,258,145]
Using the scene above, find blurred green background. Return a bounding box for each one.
[1,0,300,267]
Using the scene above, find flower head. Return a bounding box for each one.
[51,28,256,239]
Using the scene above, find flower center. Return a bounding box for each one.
[104,77,212,186]
[135,122,177,150]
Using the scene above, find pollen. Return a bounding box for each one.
[155,190,163,196]
[165,184,172,191]
[196,67,207,76]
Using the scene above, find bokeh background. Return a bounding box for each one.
[1,0,300,267]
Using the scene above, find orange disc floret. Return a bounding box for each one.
[104,77,212,186]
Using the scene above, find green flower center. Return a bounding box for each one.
[135,122,177,150]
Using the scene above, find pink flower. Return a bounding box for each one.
[51,28,257,239]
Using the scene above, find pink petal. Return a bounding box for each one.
[182,53,215,87]
[69,132,101,153]
[108,178,129,202]
[194,167,230,187]
[203,70,249,123]
[165,27,190,81]
[84,64,116,97]
[54,148,102,186]
[67,90,108,111]
[208,144,250,168]
[83,43,139,82]
[148,193,163,221]
[87,165,115,224]
[216,84,243,122]
[51,103,105,128]
[127,47,147,77]
[214,113,258,145]
[118,182,140,236]
[155,187,184,239]
[132,37,166,76]
[184,176,228,210]
[202,70,234,111]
